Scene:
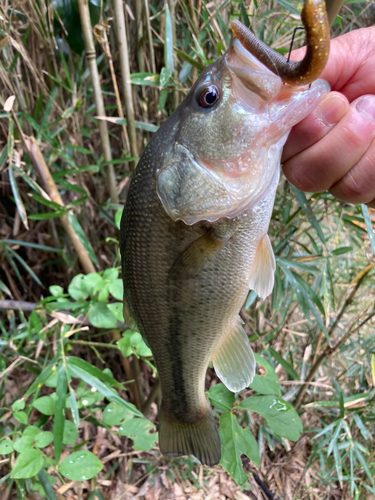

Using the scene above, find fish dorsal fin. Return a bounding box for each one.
[212,317,256,392]
[248,234,275,299]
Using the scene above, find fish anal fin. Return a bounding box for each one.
[212,317,256,392]
[159,409,221,466]
[248,234,275,299]
[169,230,225,279]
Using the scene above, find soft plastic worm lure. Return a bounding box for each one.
[230,0,330,86]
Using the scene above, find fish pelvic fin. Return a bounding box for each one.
[212,317,256,392]
[159,409,221,466]
[248,234,276,299]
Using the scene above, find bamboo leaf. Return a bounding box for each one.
[54,364,67,462]
[361,204,375,256]
[164,5,174,72]
[9,165,29,229]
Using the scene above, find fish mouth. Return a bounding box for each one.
[225,38,282,102]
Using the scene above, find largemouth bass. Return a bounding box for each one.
[120,0,330,466]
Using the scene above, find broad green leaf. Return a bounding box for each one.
[117,330,152,358]
[60,450,103,481]
[249,354,281,396]
[68,274,89,300]
[89,303,118,328]
[33,396,55,416]
[66,359,142,417]
[108,279,123,300]
[130,72,160,86]
[23,426,41,439]
[239,395,303,441]
[63,420,78,445]
[219,412,260,485]
[35,431,54,448]
[54,365,67,462]
[12,399,25,411]
[14,436,34,452]
[14,411,28,424]
[208,383,235,411]
[0,440,14,455]
[118,418,157,451]
[24,357,59,397]
[103,402,134,426]
[11,449,44,478]
[49,285,64,296]
[107,302,124,322]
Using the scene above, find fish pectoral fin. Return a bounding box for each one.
[169,230,226,279]
[212,317,256,392]
[159,408,221,466]
[248,234,276,299]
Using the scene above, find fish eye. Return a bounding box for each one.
[198,85,220,108]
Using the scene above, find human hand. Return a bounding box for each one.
[282,27,375,207]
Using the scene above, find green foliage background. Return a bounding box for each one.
[0,0,374,498]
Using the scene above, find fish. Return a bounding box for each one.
[120,0,330,466]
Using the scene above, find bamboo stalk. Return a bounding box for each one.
[77,0,118,203]
[26,137,96,275]
[113,0,139,170]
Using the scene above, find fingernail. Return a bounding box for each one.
[316,93,348,126]
[356,95,375,122]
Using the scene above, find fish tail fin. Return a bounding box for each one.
[159,409,221,466]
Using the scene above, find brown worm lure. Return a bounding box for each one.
[230,0,330,86]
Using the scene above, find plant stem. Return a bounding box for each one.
[113,0,139,171]
[77,0,118,203]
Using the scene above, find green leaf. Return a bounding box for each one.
[14,411,28,424]
[14,436,34,453]
[102,402,134,426]
[118,418,157,451]
[66,358,142,417]
[49,285,64,296]
[290,185,326,244]
[9,164,28,230]
[108,279,123,300]
[164,5,174,71]
[107,302,124,322]
[35,431,54,448]
[89,303,118,328]
[24,357,59,397]
[36,469,58,500]
[160,67,172,87]
[63,420,78,445]
[115,209,123,230]
[208,383,235,411]
[239,395,303,441]
[68,214,98,265]
[67,357,123,389]
[361,204,375,256]
[117,330,152,358]
[249,354,281,396]
[268,348,300,380]
[219,412,259,485]
[23,426,41,439]
[54,365,67,462]
[12,399,25,411]
[68,274,89,300]
[32,396,55,416]
[60,450,103,481]
[274,0,300,15]
[11,449,44,479]
[0,440,14,455]
[69,388,80,428]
